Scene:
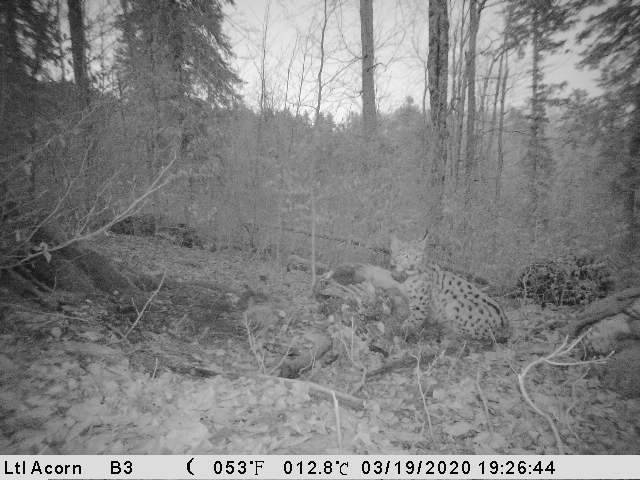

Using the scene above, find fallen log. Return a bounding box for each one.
[573,286,640,337]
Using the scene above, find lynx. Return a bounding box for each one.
[390,236,510,342]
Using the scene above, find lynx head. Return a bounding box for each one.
[390,235,427,275]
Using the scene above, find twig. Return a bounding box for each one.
[331,391,343,452]
[123,270,166,340]
[475,369,494,435]
[244,311,266,373]
[254,373,365,410]
[152,357,159,379]
[516,332,606,454]
[415,348,442,441]
[518,356,565,453]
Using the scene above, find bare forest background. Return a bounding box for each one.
[1,0,639,287]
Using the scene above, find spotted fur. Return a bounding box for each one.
[391,236,510,342]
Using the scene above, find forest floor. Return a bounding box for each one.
[1,234,639,454]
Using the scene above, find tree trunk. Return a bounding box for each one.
[67,0,89,107]
[250,1,270,250]
[360,0,376,139]
[464,0,480,209]
[529,7,543,239]
[314,0,328,127]
[449,23,458,183]
[449,4,466,188]
[479,51,499,161]
[491,47,508,254]
[485,49,503,164]
[428,0,449,226]
[311,0,329,291]
[495,49,508,205]
[0,0,24,125]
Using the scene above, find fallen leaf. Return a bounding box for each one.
[443,421,474,437]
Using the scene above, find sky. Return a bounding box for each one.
[223,0,604,122]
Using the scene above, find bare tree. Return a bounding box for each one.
[463,0,485,208]
[495,24,510,206]
[491,12,511,252]
[448,1,468,187]
[314,0,329,127]
[427,0,449,226]
[310,0,330,290]
[67,0,89,107]
[249,0,271,248]
[360,0,376,139]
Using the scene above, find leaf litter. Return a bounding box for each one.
[0,234,638,454]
